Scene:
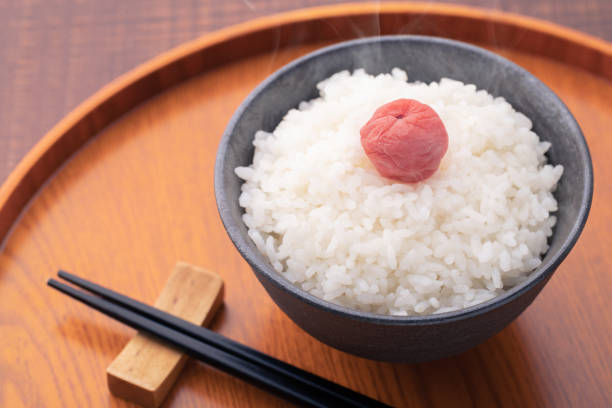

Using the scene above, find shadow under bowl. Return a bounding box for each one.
[214,36,593,362]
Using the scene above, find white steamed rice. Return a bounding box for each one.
[235,68,563,316]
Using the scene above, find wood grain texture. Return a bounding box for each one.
[107,262,224,407]
[0,3,611,408]
[2,0,612,185]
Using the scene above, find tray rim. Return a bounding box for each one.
[1,1,611,248]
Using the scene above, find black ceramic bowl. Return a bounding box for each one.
[214,36,593,362]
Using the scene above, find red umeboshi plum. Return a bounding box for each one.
[360,98,448,183]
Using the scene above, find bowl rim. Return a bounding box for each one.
[214,35,593,326]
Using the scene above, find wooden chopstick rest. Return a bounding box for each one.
[106,262,224,407]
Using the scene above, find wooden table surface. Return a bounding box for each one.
[1,2,611,408]
[2,0,612,185]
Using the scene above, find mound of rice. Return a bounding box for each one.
[235,68,563,316]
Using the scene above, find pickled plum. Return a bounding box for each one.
[360,98,448,183]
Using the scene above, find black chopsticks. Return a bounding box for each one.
[48,271,390,408]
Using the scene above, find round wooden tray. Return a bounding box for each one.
[1,3,610,407]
